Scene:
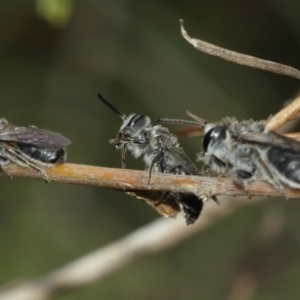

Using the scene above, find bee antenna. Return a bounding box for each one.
[157,118,201,127]
[186,110,208,127]
[98,94,126,120]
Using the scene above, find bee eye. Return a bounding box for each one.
[128,114,145,127]
[203,126,227,152]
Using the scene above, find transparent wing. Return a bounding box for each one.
[238,131,300,152]
[164,143,199,175]
[0,124,71,148]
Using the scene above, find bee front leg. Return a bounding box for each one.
[233,168,255,198]
[147,152,164,184]
[0,165,13,178]
[5,148,49,182]
[121,147,127,168]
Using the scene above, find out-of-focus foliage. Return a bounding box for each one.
[35,0,73,29]
[0,1,300,299]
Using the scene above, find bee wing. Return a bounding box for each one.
[238,131,300,152]
[165,144,199,175]
[0,125,71,148]
[127,190,180,218]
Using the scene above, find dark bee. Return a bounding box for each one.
[159,111,300,195]
[0,118,71,178]
[99,94,207,225]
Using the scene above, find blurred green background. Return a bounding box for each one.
[1,0,300,299]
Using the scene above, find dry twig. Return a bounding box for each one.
[267,95,300,131]
[2,163,300,199]
[179,19,300,81]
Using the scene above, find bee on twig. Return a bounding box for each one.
[159,111,300,196]
[0,118,71,179]
[99,94,218,224]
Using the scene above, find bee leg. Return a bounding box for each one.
[5,148,49,182]
[147,152,164,184]
[36,167,49,182]
[34,167,50,182]
[242,181,252,199]
[197,188,221,206]
[20,162,49,182]
[232,168,255,198]
[121,147,126,168]
[262,175,287,199]
[0,155,11,177]
[256,155,287,199]
[156,191,170,205]
[196,151,205,163]
[272,181,287,199]
[0,165,13,178]
[211,195,221,206]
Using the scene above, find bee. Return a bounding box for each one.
[0,118,71,179]
[159,111,300,195]
[98,94,213,225]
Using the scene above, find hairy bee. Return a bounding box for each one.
[159,111,300,195]
[99,94,208,224]
[0,118,71,178]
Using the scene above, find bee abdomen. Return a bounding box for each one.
[18,145,66,164]
[268,147,300,183]
[177,193,203,225]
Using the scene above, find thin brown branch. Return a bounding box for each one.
[180,19,300,81]
[3,163,300,199]
[266,95,300,131]
[0,197,258,300]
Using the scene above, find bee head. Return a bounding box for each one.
[203,126,227,153]
[119,114,151,138]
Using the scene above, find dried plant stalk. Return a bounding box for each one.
[180,19,300,81]
[266,95,300,131]
[2,163,300,200]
